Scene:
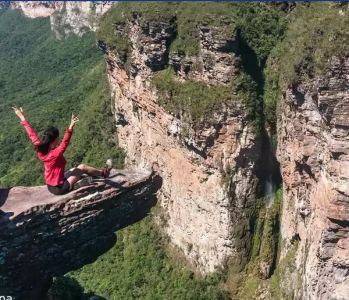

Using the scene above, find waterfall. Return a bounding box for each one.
[265,174,276,208]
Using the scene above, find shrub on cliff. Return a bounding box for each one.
[152,67,261,128]
[97,2,288,129]
[264,3,349,130]
[97,2,235,57]
[97,2,286,60]
[1,9,229,300]
[47,277,85,300]
[152,68,232,121]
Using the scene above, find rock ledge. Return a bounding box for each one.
[0,169,161,300]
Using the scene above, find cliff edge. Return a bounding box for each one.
[0,169,161,300]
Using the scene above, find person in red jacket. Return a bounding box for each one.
[13,106,111,195]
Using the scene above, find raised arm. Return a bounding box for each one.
[51,114,79,156]
[52,128,73,156]
[13,106,41,146]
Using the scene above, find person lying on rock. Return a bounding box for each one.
[12,106,112,195]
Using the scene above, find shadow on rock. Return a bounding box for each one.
[0,188,13,225]
[0,170,162,300]
[46,276,107,300]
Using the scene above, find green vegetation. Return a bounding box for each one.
[47,277,86,300]
[234,3,288,65]
[233,188,283,299]
[264,3,349,129]
[97,2,176,61]
[0,9,124,187]
[169,3,236,56]
[67,216,228,300]
[98,2,289,128]
[98,3,287,59]
[97,3,236,58]
[99,3,347,132]
[153,68,261,125]
[152,68,232,121]
[269,241,301,299]
[254,191,281,259]
[0,8,230,300]
[254,189,282,267]
[3,3,346,299]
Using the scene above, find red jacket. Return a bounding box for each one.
[20,120,73,186]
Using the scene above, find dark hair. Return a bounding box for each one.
[35,126,59,155]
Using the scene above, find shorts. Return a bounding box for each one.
[47,179,71,195]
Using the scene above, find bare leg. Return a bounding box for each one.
[77,163,104,177]
[66,164,104,188]
[66,167,84,188]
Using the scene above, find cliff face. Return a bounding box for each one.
[3,2,349,298]
[10,1,112,38]
[101,14,261,273]
[0,170,160,300]
[9,1,60,18]
[277,57,349,299]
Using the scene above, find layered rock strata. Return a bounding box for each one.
[9,1,112,38]
[0,169,161,300]
[277,57,349,300]
[101,14,261,273]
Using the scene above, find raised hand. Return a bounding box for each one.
[69,114,79,129]
[12,106,25,121]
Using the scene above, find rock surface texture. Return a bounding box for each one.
[277,57,349,300]
[10,1,112,38]
[102,15,261,273]
[0,169,161,300]
[3,3,349,299]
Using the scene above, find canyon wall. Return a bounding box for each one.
[4,3,349,298]
[101,15,261,273]
[277,56,349,299]
[10,1,112,38]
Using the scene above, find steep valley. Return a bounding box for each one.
[0,2,348,300]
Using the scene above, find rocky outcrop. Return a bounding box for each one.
[170,24,239,84]
[277,57,349,299]
[9,1,60,18]
[9,1,112,38]
[102,13,260,273]
[0,169,161,300]
[4,3,349,298]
